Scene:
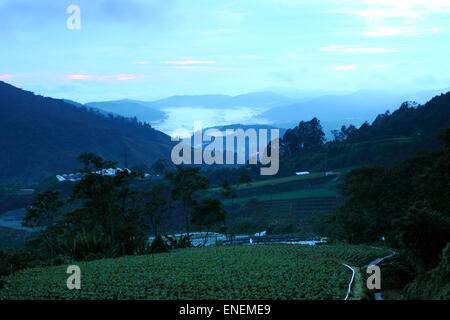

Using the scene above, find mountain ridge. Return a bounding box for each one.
[0,81,173,184]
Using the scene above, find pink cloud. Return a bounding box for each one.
[67,74,96,80]
[0,74,12,80]
[332,65,357,71]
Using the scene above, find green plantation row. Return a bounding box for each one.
[0,244,390,300]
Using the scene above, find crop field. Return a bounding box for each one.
[261,197,343,217]
[224,188,338,205]
[0,244,390,300]
[210,172,327,193]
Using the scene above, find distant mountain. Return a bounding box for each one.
[62,99,84,108]
[204,124,287,138]
[85,100,167,124]
[64,99,120,118]
[151,94,232,108]
[217,91,295,108]
[126,91,294,110]
[257,89,450,138]
[0,81,173,184]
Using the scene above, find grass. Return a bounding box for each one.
[223,187,338,205]
[0,244,390,300]
[210,172,327,192]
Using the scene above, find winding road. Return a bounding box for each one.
[344,248,397,300]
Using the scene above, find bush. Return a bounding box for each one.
[397,204,450,272]
[405,243,450,299]
[0,249,33,276]
[150,235,168,253]
[164,234,191,249]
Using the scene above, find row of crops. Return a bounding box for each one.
[0,244,390,300]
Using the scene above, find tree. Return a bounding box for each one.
[239,170,252,186]
[396,203,450,272]
[219,179,236,206]
[191,198,226,246]
[281,118,325,155]
[142,183,170,236]
[412,128,450,215]
[66,153,146,257]
[166,166,208,236]
[22,190,64,257]
[337,166,389,243]
[77,152,118,174]
[22,191,63,230]
[331,125,357,142]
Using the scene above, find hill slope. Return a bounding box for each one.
[279,92,450,175]
[0,81,173,184]
[259,89,450,136]
[85,100,167,124]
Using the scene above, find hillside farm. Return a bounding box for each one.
[0,244,390,300]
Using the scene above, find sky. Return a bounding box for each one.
[0,0,450,103]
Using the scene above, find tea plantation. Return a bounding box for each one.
[0,244,389,300]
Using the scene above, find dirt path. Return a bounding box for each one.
[343,264,356,300]
[365,249,397,300]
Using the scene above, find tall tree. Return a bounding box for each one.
[66,153,145,256]
[191,198,226,246]
[281,117,325,155]
[22,190,64,257]
[166,166,208,236]
[142,183,170,236]
[239,170,252,186]
[219,179,236,207]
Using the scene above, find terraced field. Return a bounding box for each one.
[262,197,343,216]
[0,244,390,300]
[210,172,328,193]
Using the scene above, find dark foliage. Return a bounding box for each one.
[149,235,168,253]
[279,93,450,175]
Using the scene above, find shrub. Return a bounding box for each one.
[396,203,450,272]
[405,243,450,299]
[150,235,168,253]
[0,249,33,276]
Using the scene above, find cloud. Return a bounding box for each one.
[134,61,149,65]
[232,55,267,59]
[0,74,12,80]
[162,60,216,65]
[321,45,400,53]
[66,74,147,81]
[364,26,439,37]
[332,65,357,71]
[332,0,450,37]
